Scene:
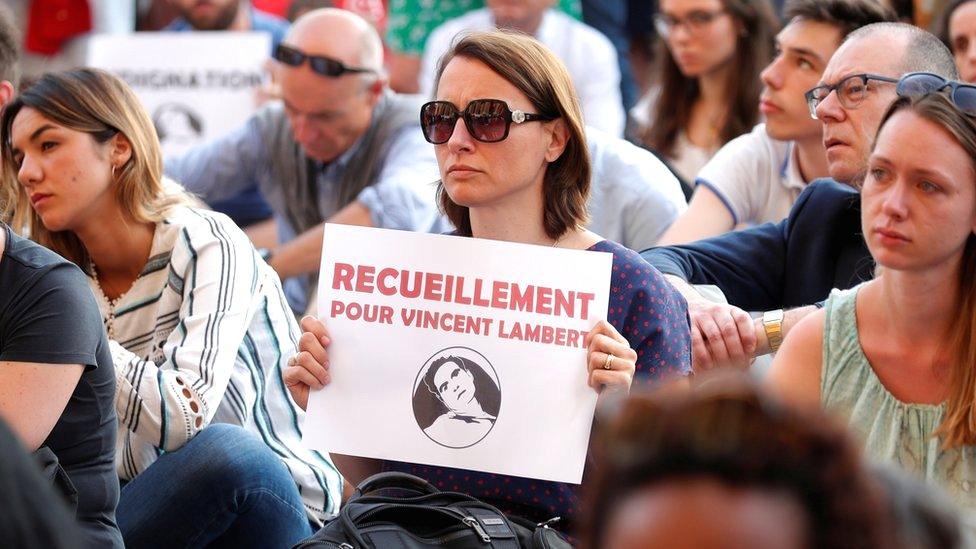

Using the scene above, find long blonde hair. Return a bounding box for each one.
[0,68,192,266]
[874,93,976,448]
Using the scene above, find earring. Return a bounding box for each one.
[111,164,118,180]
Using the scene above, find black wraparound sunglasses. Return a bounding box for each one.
[420,99,556,144]
[273,44,375,78]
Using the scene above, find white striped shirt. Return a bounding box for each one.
[90,206,340,523]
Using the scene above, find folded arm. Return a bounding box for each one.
[113,213,262,454]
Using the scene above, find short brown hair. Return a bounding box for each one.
[431,31,590,240]
[784,0,896,38]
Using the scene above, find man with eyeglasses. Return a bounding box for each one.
[166,8,446,314]
[641,22,958,372]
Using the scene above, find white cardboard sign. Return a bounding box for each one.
[303,224,613,484]
[85,32,270,159]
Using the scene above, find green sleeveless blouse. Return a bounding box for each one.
[822,286,976,529]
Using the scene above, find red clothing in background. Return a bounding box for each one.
[253,0,290,18]
[25,0,92,54]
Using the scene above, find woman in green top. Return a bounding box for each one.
[768,83,976,523]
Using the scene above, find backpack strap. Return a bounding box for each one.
[352,472,439,500]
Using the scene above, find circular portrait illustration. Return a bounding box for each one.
[152,103,204,158]
[413,347,501,449]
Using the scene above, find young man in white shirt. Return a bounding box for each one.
[658,0,894,245]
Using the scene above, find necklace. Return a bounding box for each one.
[88,258,131,340]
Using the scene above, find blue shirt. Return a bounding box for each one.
[165,7,289,52]
[384,240,691,531]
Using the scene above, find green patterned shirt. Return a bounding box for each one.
[386,0,581,55]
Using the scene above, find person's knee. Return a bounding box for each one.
[179,424,293,494]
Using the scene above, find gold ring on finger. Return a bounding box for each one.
[603,353,614,370]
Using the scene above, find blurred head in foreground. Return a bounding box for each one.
[583,374,896,549]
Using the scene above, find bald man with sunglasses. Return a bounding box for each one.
[166,8,446,314]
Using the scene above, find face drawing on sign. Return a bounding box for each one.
[153,103,203,158]
[434,359,481,410]
[415,354,500,449]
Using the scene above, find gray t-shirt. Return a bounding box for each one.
[0,224,122,548]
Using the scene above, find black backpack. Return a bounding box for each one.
[294,472,572,549]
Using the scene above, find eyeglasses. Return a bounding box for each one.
[804,73,899,119]
[895,72,976,116]
[273,44,375,78]
[654,9,728,38]
[419,99,556,144]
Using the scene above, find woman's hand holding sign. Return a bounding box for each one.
[286,315,639,411]
[285,315,332,411]
[584,320,637,394]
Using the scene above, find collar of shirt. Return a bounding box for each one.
[781,142,808,192]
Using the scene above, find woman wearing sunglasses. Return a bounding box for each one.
[285,31,692,533]
[768,76,976,521]
[0,68,342,547]
[630,0,778,192]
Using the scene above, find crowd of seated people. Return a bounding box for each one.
[658,0,895,244]
[5,0,976,546]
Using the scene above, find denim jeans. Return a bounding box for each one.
[117,423,313,548]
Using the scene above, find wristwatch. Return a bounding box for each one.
[762,309,785,353]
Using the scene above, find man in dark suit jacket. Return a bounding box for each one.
[641,23,958,372]
[647,178,871,311]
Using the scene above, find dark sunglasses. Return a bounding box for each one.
[273,44,374,78]
[420,99,556,144]
[895,72,976,115]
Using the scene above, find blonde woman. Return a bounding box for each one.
[0,68,341,547]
